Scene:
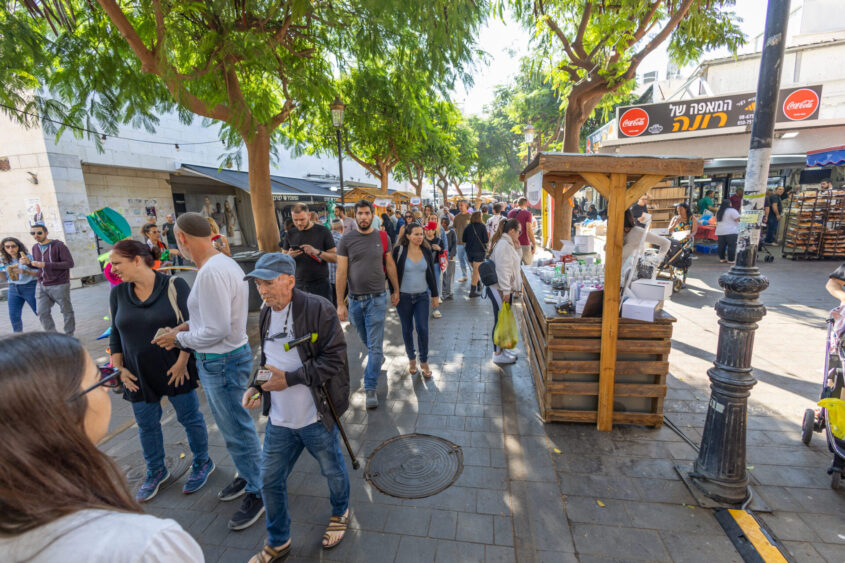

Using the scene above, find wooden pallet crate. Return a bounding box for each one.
[520,270,674,427]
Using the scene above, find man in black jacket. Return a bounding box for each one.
[241,253,350,560]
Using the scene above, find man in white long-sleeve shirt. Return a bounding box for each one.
[153,212,264,532]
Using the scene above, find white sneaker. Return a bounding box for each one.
[432,309,442,319]
[504,349,519,359]
[492,351,516,365]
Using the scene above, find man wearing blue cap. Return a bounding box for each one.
[241,253,351,560]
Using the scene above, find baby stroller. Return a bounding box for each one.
[801,310,845,490]
[656,236,693,293]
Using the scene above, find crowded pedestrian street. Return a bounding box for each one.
[4,252,843,562]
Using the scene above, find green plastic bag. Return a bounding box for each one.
[494,302,518,349]
[819,398,845,440]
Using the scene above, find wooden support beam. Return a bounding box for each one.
[625,174,666,208]
[597,173,627,432]
[578,172,611,198]
[561,181,584,202]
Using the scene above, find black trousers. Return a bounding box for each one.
[718,233,738,262]
[299,278,332,301]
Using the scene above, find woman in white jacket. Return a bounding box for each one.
[487,218,523,365]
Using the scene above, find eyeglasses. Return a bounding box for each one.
[30,231,44,236]
[3,244,17,248]
[69,366,122,401]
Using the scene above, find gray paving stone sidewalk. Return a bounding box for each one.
[2,255,844,562]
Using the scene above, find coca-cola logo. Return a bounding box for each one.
[782,89,819,120]
[619,108,649,137]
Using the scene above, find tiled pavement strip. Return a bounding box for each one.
[3,254,845,562]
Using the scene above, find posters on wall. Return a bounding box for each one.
[184,193,244,246]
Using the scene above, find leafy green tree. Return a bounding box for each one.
[12,0,485,250]
[510,0,744,238]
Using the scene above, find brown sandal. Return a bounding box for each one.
[249,540,291,563]
[322,510,349,550]
[421,363,432,378]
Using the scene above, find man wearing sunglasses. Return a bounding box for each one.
[29,224,76,335]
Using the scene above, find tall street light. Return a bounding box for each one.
[331,97,346,208]
[524,124,535,197]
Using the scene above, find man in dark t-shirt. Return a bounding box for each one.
[507,197,537,265]
[764,187,784,244]
[282,203,336,300]
[630,194,649,224]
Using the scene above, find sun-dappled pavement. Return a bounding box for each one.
[3,254,844,562]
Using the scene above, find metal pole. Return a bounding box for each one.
[524,146,531,198]
[687,0,787,505]
[336,128,345,207]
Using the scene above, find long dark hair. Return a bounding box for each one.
[624,209,637,233]
[716,199,732,221]
[397,223,430,250]
[0,333,140,533]
[489,218,521,255]
[0,237,28,264]
[675,202,692,221]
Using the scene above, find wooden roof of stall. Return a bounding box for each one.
[520,152,704,185]
[520,152,703,433]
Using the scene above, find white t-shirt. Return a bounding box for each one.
[265,304,319,429]
[177,253,249,353]
[0,509,203,562]
[715,208,741,236]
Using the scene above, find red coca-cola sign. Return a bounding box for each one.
[782,88,819,120]
[619,108,649,137]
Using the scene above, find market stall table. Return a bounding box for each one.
[520,267,675,426]
[520,152,703,431]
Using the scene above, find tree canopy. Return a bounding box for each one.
[7,0,486,249]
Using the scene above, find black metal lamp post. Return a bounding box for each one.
[331,97,346,208]
[524,125,535,198]
[686,0,789,506]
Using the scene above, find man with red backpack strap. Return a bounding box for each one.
[335,200,400,409]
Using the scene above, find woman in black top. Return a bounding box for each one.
[462,211,489,298]
[108,240,212,503]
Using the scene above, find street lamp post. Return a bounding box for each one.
[684,0,788,506]
[523,125,535,198]
[331,97,346,208]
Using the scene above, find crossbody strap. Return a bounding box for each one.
[167,276,184,324]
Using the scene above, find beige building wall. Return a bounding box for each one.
[82,164,176,246]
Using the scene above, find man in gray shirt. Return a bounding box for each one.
[335,200,400,409]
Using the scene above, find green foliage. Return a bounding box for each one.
[7,0,486,156]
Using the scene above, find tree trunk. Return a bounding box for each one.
[556,89,605,241]
[245,128,280,251]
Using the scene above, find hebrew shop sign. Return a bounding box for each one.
[616,85,822,138]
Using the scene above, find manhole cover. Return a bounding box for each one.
[116,442,192,495]
[364,433,462,499]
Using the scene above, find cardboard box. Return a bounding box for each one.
[630,279,672,301]
[621,298,663,322]
[573,234,595,253]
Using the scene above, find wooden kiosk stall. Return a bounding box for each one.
[519,153,704,431]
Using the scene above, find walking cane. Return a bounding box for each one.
[322,383,360,471]
[283,332,360,470]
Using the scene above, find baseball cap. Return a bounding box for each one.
[244,253,296,281]
[423,221,438,231]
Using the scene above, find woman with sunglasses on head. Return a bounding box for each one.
[0,237,39,332]
[141,223,179,267]
[0,332,203,562]
[108,240,212,503]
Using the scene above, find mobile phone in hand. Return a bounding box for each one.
[154,328,169,340]
[255,369,272,384]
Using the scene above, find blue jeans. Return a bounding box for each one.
[196,345,262,494]
[456,245,469,277]
[262,421,349,546]
[396,292,430,362]
[765,215,779,243]
[131,390,210,473]
[7,280,37,333]
[348,292,387,390]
